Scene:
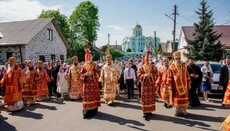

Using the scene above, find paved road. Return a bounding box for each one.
[0,93,228,131]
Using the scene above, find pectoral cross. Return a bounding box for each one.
[176,65,182,77]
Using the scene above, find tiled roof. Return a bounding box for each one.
[182,25,230,47]
[0,18,53,46]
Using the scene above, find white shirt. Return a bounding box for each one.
[124,67,136,82]
[201,66,213,82]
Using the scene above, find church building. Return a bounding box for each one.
[121,23,160,58]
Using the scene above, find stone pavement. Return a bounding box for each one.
[0,93,228,131]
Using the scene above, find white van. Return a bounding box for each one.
[196,61,223,94]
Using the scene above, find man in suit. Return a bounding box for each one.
[219,55,230,106]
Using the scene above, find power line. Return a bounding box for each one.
[178,14,195,23]
[177,0,187,8]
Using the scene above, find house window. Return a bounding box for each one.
[51,54,55,62]
[47,28,53,41]
[6,52,12,60]
[60,55,64,63]
[39,55,45,62]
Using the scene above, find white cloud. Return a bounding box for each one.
[0,0,63,22]
[106,25,124,31]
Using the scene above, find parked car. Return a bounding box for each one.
[196,61,223,94]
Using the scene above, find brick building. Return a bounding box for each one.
[0,18,69,64]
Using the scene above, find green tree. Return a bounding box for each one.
[38,9,70,39]
[184,0,224,61]
[152,44,161,59]
[126,48,132,52]
[67,40,85,62]
[93,50,101,61]
[69,1,100,50]
[67,40,101,62]
[106,47,123,60]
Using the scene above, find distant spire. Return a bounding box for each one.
[108,33,110,45]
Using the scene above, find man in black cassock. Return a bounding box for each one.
[51,60,61,97]
[187,58,203,107]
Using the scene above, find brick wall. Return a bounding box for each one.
[25,22,67,62]
[0,22,67,64]
[0,45,25,64]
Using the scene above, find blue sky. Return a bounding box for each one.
[0,0,229,47]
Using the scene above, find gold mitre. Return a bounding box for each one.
[106,54,112,58]
[38,60,44,64]
[8,57,16,61]
[72,56,78,61]
[162,57,169,63]
[27,60,34,64]
[173,51,181,59]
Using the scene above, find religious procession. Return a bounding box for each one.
[0,41,230,130]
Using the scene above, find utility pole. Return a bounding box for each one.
[154,31,157,59]
[172,4,178,52]
[154,31,157,49]
[165,5,178,53]
[108,33,110,45]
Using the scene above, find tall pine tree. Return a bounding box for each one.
[184,0,224,61]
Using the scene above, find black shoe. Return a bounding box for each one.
[108,101,114,106]
[82,110,87,119]
[164,103,172,108]
[164,102,169,108]
[144,115,150,121]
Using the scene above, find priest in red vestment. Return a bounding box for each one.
[37,60,51,100]
[0,57,25,111]
[165,51,191,116]
[156,57,173,108]
[137,49,158,121]
[80,41,101,119]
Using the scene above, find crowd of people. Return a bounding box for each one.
[0,43,230,129]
